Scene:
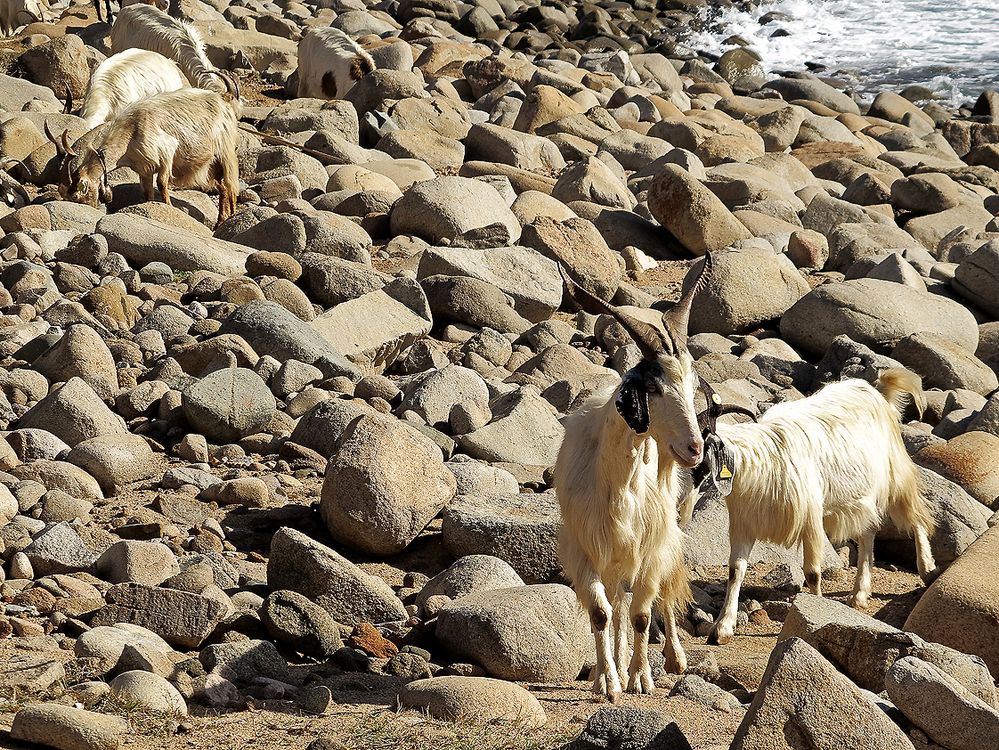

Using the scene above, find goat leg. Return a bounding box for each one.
[612,588,629,686]
[660,607,687,675]
[848,529,875,609]
[802,522,824,597]
[583,578,622,702]
[626,582,657,694]
[157,169,172,207]
[708,534,753,646]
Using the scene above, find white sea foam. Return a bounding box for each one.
[682,0,999,106]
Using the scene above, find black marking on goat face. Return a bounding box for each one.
[616,359,664,434]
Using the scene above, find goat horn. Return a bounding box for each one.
[662,253,714,351]
[558,264,671,359]
[0,157,27,172]
[63,86,73,115]
[206,70,239,101]
[60,129,77,158]
[44,121,64,155]
[697,374,757,433]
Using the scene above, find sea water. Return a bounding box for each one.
[682,0,999,106]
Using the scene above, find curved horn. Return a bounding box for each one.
[206,70,239,101]
[717,404,758,421]
[559,264,671,359]
[0,157,27,172]
[62,86,74,115]
[44,121,64,155]
[662,253,714,351]
[60,129,77,158]
[696,374,757,433]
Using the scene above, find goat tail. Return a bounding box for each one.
[876,367,926,419]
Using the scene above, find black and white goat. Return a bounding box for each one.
[555,257,714,701]
[296,27,375,100]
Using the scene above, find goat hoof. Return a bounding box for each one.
[920,567,941,586]
[707,627,733,646]
[627,669,655,695]
[847,593,869,610]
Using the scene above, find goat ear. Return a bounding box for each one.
[615,369,650,434]
[700,435,735,497]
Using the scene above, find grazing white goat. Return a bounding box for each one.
[696,368,938,645]
[110,4,224,92]
[94,0,168,26]
[555,257,714,702]
[47,84,240,225]
[72,49,189,128]
[297,27,375,99]
[0,0,48,36]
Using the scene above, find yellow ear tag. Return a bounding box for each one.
[718,465,732,480]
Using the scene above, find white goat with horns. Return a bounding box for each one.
[47,81,241,225]
[68,48,190,128]
[110,4,224,92]
[691,367,938,646]
[555,256,714,702]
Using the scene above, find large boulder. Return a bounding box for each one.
[90,583,228,649]
[309,278,432,373]
[66,434,161,495]
[892,332,998,396]
[687,249,809,335]
[647,164,752,256]
[219,301,361,379]
[520,216,623,302]
[398,364,490,430]
[266,527,407,625]
[457,389,564,467]
[915,432,999,509]
[415,555,525,615]
[32,325,118,401]
[11,704,128,750]
[390,176,521,247]
[320,413,456,556]
[906,525,999,676]
[182,367,276,444]
[780,593,996,703]
[97,214,251,275]
[885,656,999,750]
[953,241,999,317]
[435,584,589,682]
[763,76,861,114]
[418,244,561,323]
[18,378,127,447]
[399,677,547,727]
[731,638,913,750]
[878,467,991,568]
[781,279,979,355]
[442,493,561,583]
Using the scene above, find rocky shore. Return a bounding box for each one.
[0,0,997,749]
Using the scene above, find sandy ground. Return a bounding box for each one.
[0,561,928,750]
